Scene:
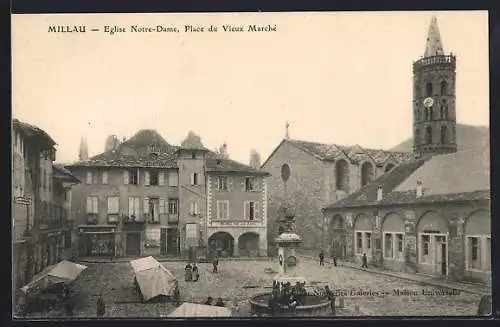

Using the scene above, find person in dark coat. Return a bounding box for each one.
[212,257,219,273]
[192,264,199,282]
[324,285,336,315]
[204,296,213,305]
[96,293,106,318]
[185,263,193,282]
[333,255,338,267]
[319,251,325,266]
[215,297,225,307]
[361,253,368,269]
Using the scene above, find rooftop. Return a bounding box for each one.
[12,118,57,147]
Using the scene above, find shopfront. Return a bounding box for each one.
[78,225,117,257]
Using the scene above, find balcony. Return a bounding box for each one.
[144,214,161,225]
[413,54,456,71]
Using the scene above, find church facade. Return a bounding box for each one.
[322,17,490,284]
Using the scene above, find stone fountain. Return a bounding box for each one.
[248,205,331,317]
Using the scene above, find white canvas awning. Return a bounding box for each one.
[168,302,232,317]
[21,260,87,294]
[130,256,178,302]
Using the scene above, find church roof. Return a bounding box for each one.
[424,16,445,57]
[325,146,490,210]
[262,138,413,168]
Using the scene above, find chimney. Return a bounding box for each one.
[416,180,423,198]
[377,185,383,201]
[249,149,261,169]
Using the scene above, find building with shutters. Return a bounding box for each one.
[322,17,490,284]
[65,129,270,258]
[12,119,81,311]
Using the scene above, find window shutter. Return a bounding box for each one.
[86,172,92,184]
[195,202,198,215]
[158,172,164,186]
[124,170,129,184]
[228,177,233,191]
[128,197,134,216]
[190,202,194,215]
[102,171,108,184]
[136,170,140,185]
[251,202,256,219]
[216,201,220,219]
[159,198,166,214]
[244,202,250,219]
[86,197,92,213]
[144,197,150,214]
[190,173,194,185]
[93,197,98,214]
[135,197,140,216]
[144,171,150,186]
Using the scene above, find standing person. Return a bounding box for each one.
[215,297,225,307]
[185,263,193,282]
[204,296,213,305]
[192,263,199,282]
[361,253,368,269]
[333,255,338,267]
[319,251,325,266]
[96,293,106,318]
[324,285,336,316]
[212,256,219,273]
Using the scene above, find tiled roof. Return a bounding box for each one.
[12,119,56,146]
[205,154,270,175]
[287,139,413,166]
[53,164,81,183]
[326,147,490,210]
[68,129,178,168]
[326,157,430,209]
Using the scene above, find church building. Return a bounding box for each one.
[322,17,490,284]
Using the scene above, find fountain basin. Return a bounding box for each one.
[249,293,331,317]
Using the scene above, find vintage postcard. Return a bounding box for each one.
[11,11,491,319]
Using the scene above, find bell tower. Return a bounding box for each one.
[412,17,457,158]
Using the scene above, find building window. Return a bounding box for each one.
[107,196,119,214]
[169,172,178,186]
[150,171,159,186]
[281,163,291,183]
[245,201,256,220]
[245,177,256,191]
[159,198,167,215]
[361,162,374,187]
[190,172,198,185]
[128,197,140,218]
[217,176,228,191]
[190,201,198,215]
[86,171,92,184]
[129,169,139,185]
[440,125,448,144]
[365,232,372,250]
[86,196,98,214]
[64,231,71,249]
[191,152,196,159]
[356,232,363,254]
[217,200,229,220]
[168,199,178,215]
[428,106,434,120]
[426,82,433,97]
[384,233,393,258]
[384,232,404,260]
[102,171,108,184]
[397,234,403,253]
[440,81,447,95]
[335,159,349,192]
[420,234,430,263]
[471,237,479,261]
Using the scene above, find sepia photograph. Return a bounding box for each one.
[11,11,491,319]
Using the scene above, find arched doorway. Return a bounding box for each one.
[208,232,234,257]
[361,162,374,187]
[330,214,346,258]
[417,211,449,276]
[238,232,260,257]
[464,210,491,274]
[382,213,405,261]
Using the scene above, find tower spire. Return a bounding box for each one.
[424,16,445,57]
[79,136,88,161]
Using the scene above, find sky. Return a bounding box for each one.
[12,11,489,165]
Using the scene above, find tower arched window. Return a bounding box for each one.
[440,81,447,96]
[415,85,421,98]
[360,162,374,187]
[426,83,433,97]
[415,128,421,146]
[441,100,448,119]
[426,126,433,144]
[429,106,433,120]
[440,125,448,144]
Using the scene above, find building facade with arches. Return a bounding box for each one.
[324,146,490,284]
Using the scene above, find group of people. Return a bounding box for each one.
[319,250,368,269]
[267,280,307,315]
[204,296,226,307]
[184,263,200,282]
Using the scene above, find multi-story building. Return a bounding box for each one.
[322,17,490,284]
[65,129,269,258]
[12,119,80,309]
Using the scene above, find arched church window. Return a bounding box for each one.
[440,125,448,144]
[429,106,434,120]
[281,163,291,183]
[440,81,447,95]
[360,162,374,187]
[426,126,433,144]
[335,159,349,192]
[415,128,421,146]
[426,83,433,97]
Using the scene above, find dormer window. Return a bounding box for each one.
[245,177,256,191]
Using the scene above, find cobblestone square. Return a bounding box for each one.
[31,257,482,318]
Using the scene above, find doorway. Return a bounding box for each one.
[434,235,447,276]
[166,228,178,256]
[160,228,167,255]
[126,233,141,256]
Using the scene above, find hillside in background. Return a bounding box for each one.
[390,124,489,152]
